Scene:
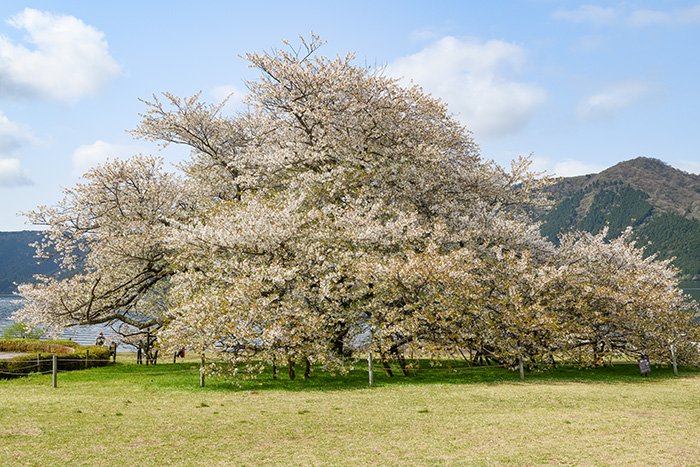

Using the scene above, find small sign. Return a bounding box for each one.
[638,357,651,376]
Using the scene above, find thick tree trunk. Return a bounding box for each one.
[288,358,296,380]
[380,352,393,377]
[392,347,409,376]
[593,341,605,367]
[457,347,471,364]
[304,357,311,380]
[473,350,487,366]
[331,321,350,357]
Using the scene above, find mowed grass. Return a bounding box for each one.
[1,356,699,466]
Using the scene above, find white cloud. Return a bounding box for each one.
[0,8,121,102]
[387,36,546,138]
[531,156,605,178]
[577,81,653,120]
[0,111,35,154]
[209,84,247,115]
[0,158,32,187]
[72,140,136,175]
[552,5,618,25]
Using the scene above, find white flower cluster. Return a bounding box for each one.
[15,36,699,377]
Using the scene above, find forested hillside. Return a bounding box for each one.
[0,231,57,294]
[540,157,700,279]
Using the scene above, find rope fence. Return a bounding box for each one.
[0,351,514,386]
[7,351,666,388]
[0,355,115,382]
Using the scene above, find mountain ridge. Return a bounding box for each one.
[547,157,700,221]
[540,157,700,279]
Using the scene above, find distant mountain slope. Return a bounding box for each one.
[540,157,700,279]
[0,231,58,294]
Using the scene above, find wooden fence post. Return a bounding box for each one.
[52,355,57,388]
[199,353,205,388]
[146,330,151,366]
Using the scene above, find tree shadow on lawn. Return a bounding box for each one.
[85,359,700,392]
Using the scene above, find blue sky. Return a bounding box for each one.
[1,1,699,230]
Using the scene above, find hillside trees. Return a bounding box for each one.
[15,36,698,377]
[0,231,59,294]
[637,213,700,278]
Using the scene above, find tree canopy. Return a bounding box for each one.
[16,36,699,378]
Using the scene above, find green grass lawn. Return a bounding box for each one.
[1,356,699,465]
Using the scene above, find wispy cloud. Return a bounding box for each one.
[387,36,546,138]
[553,4,700,27]
[409,27,447,43]
[572,35,606,52]
[552,5,618,25]
[0,8,121,102]
[209,84,247,115]
[577,81,654,120]
[0,111,36,188]
[0,158,32,187]
[531,156,606,177]
[627,5,700,27]
[0,111,35,154]
[72,140,138,176]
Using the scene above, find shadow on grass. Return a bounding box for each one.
[53,358,700,393]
